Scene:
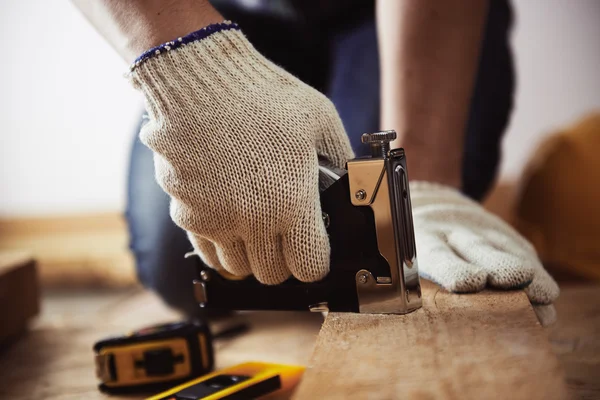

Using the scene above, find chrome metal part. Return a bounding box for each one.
[391,162,421,307]
[354,269,395,313]
[193,279,208,306]
[200,270,210,282]
[361,130,397,158]
[355,189,367,201]
[347,138,422,314]
[357,272,370,284]
[318,157,348,193]
[348,159,385,206]
[361,130,397,144]
[309,302,329,313]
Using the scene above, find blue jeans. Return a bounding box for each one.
[126,1,514,316]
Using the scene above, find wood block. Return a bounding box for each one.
[1,283,596,399]
[294,280,569,400]
[0,252,40,343]
[0,214,136,288]
[548,284,600,399]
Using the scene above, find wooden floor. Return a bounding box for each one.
[546,284,600,399]
[0,283,598,399]
[0,287,323,400]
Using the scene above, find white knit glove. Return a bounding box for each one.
[129,22,354,284]
[411,182,559,305]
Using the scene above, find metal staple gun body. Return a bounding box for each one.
[192,130,422,314]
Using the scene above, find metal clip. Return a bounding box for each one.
[193,280,208,307]
[308,302,329,313]
[347,131,422,314]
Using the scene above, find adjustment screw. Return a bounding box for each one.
[361,130,397,144]
[355,189,366,201]
[361,130,397,158]
[200,270,210,282]
[358,272,369,284]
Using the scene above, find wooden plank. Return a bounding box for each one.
[0,281,596,399]
[548,284,600,399]
[0,213,136,288]
[0,251,40,343]
[294,280,569,400]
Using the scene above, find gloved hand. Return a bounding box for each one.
[129,22,354,284]
[411,182,559,306]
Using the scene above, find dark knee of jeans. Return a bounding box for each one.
[141,253,203,317]
[126,115,210,318]
[142,253,230,319]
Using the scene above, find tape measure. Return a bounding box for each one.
[147,362,305,400]
[94,321,215,394]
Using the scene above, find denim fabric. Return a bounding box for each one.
[126,1,514,316]
[125,123,202,317]
[463,0,515,200]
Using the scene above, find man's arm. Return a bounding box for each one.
[377,0,488,188]
[71,0,223,62]
[70,0,356,285]
[377,1,559,312]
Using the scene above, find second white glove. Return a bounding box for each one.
[411,182,559,305]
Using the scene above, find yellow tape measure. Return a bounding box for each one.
[94,321,214,395]
[147,362,305,400]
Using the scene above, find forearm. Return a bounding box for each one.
[71,0,222,62]
[377,0,488,188]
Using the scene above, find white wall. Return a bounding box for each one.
[0,0,141,217]
[499,0,600,181]
[0,0,599,217]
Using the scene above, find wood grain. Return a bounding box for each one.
[294,280,569,400]
[0,213,136,288]
[548,284,600,400]
[2,281,594,400]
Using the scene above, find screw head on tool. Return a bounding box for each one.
[355,189,367,201]
[358,272,369,284]
[361,130,397,158]
[361,130,397,144]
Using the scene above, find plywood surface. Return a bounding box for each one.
[1,282,597,400]
[548,284,600,400]
[0,213,135,288]
[294,280,570,400]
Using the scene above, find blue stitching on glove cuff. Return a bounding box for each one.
[131,21,240,70]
